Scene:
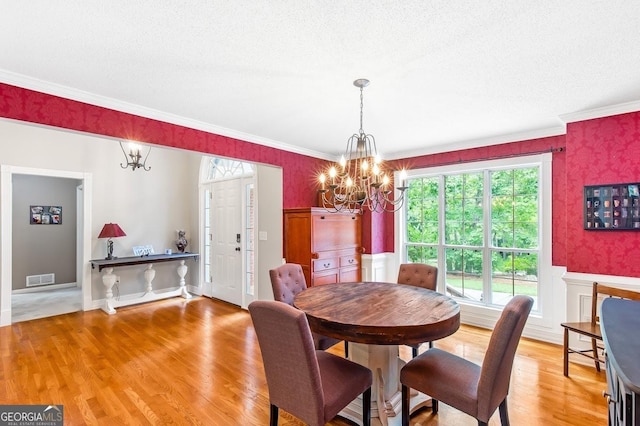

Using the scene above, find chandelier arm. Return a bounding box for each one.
[119,141,132,169]
[140,147,152,171]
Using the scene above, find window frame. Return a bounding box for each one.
[395,153,553,328]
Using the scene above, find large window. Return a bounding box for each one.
[401,155,551,311]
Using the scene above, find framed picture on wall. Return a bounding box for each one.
[30,205,62,225]
[584,184,640,230]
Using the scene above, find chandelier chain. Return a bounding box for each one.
[359,85,364,134]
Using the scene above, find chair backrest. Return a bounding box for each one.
[269,263,307,305]
[592,281,640,325]
[397,263,437,291]
[477,295,533,421]
[248,300,325,425]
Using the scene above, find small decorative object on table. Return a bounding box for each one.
[175,230,188,253]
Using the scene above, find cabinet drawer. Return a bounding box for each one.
[313,269,340,286]
[340,267,360,283]
[340,254,359,268]
[313,258,339,272]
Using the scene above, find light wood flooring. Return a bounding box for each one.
[0,296,607,425]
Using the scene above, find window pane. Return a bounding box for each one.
[491,251,538,307]
[514,168,538,195]
[406,245,438,265]
[491,170,513,195]
[445,248,483,302]
[406,177,439,244]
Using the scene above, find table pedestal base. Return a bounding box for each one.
[338,343,432,426]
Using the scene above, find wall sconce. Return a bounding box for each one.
[120,141,151,171]
[98,223,127,259]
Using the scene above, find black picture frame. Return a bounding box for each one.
[30,205,62,225]
[584,184,640,230]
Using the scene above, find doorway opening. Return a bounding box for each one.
[0,165,92,326]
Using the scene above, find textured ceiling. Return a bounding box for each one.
[1,1,640,160]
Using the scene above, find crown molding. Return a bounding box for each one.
[386,125,567,161]
[559,100,640,124]
[0,70,334,161]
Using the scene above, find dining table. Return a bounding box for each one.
[294,281,460,426]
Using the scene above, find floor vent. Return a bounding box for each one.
[26,273,55,287]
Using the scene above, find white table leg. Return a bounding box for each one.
[177,260,191,299]
[101,267,117,315]
[339,343,431,426]
[144,264,156,293]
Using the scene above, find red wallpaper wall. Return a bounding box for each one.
[6,82,639,278]
[566,112,640,277]
[0,83,326,209]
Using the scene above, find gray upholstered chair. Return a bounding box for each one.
[249,300,372,426]
[269,263,348,357]
[397,263,438,357]
[400,295,533,426]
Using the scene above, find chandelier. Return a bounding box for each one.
[318,79,407,213]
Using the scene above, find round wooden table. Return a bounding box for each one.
[294,281,460,345]
[294,281,460,426]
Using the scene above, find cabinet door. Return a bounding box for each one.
[312,213,360,252]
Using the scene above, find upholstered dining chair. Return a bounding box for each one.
[400,295,533,426]
[269,263,348,357]
[397,263,438,357]
[249,300,372,426]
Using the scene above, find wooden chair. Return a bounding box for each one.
[248,300,372,426]
[561,281,640,377]
[400,295,533,426]
[397,263,438,357]
[269,263,348,357]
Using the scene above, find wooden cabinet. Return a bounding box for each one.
[283,208,362,286]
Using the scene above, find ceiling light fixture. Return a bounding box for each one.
[120,141,151,171]
[318,79,407,213]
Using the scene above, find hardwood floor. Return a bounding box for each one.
[0,297,607,425]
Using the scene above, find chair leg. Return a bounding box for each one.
[432,399,438,414]
[344,341,349,358]
[428,341,433,349]
[362,387,371,426]
[401,385,410,426]
[269,404,278,426]
[591,338,601,372]
[563,327,569,377]
[499,398,510,426]
[478,421,488,426]
[412,346,418,358]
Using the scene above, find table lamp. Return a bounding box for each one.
[98,223,126,259]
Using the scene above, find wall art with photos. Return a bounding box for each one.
[30,205,62,225]
[584,183,640,230]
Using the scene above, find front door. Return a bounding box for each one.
[210,178,243,306]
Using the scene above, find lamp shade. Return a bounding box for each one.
[98,223,126,239]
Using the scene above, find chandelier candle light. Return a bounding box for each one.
[318,79,408,213]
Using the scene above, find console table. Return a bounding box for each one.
[601,298,640,426]
[90,253,199,314]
